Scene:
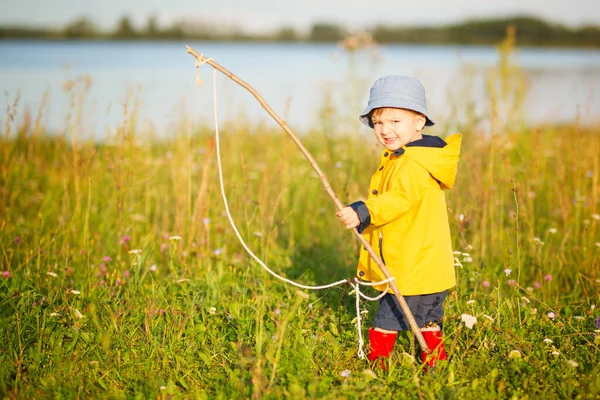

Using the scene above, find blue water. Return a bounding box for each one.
[1,40,599,139]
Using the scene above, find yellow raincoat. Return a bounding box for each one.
[357,133,462,295]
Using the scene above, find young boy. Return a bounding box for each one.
[336,75,461,369]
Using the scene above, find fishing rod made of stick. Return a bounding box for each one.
[186,45,429,353]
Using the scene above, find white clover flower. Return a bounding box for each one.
[150,264,157,272]
[208,307,216,315]
[466,300,476,305]
[543,338,553,344]
[566,360,579,368]
[169,235,182,241]
[50,312,60,317]
[70,290,81,295]
[508,350,522,359]
[548,228,558,234]
[461,313,477,329]
[547,312,556,320]
[128,249,142,255]
[521,297,530,304]
[504,268,512,276]
[551,351,560,356]
[340,369,351,378]
[453,250,462,255]
[47,271,58,277]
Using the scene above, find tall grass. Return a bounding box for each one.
[1,36,599,398]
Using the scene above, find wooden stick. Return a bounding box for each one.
[186,45,430,353]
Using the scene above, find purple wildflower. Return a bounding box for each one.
[534,282,541,289]
[120,235,131,245]
[160,243,168,253]
[124,270,130,279]
[2,271,10,278]
[507,279,516,286]
[544,274,553,282]
[14,236,21,245]
[103,256,112,263]
[482,280,490,288]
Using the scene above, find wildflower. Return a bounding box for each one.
[461,314,477,329]
[534,282,541,289]
[203,218,210,225]
[169,235,182,241]
[566,360,579,368]
[463,256,473,263]
[531,308,538,314]
[47,271,58,277]
[160,386,167,390]
[521,297,530,304]
[465,244,473,251]
[532,237,544,246]
[482,280,490,288]
[120,235,131,245]
[504,268,512,277]
[102,256,112,263]
[543,338,553,344]
[213,248,223,256]
[160,243,168,253]
[49,312,60,317]
[70,290,81,295]
[335,161,342,168]
[453,251,462,255]
[507,279,516,286]
[2,271,10,278]
[459,214,465,222]
[551,351,560,356]
[123,270,130,279]
[466,300,476,305]
[591,304,596,310]
[208,307,216,315]
[547,312,556,320]
[595,242,600,248]
[340,369,351,378]
[526,287,533,292]
[592,213,600,221]
[150,264,157,272]
[548,228,557,234]
[544,274,553,282]
[14,236,22,245]
[508,350,521,359]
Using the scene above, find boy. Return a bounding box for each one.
[336,75,461,369]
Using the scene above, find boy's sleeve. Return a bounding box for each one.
[349,201,370,234]
[363,161,428,227]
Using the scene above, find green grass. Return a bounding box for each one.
[1,38,600,398]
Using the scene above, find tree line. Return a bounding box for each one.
[1,15,599,47]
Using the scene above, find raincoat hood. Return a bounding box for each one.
[404,133,462,190]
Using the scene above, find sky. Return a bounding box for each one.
[2,0,600,33]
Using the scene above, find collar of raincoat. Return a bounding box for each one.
[380,133,462,190]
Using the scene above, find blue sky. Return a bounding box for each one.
[2,0,600,32]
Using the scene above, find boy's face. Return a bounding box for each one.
[370,108,425,151]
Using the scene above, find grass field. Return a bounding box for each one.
[1,38,600,398]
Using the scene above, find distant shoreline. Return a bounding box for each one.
[1,15,599,49]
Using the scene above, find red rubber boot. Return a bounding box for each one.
[368,328,397,369]
[420,326,447,369]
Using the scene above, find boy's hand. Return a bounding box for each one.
[336,206,360,230]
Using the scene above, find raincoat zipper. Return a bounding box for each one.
[378,231,386,265]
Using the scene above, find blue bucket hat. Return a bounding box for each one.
[359,75,435,128]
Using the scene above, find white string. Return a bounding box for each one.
[206,64,395,359]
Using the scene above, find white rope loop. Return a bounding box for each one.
[205,63,395,359]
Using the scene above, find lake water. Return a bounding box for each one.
[1,40,599,140]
